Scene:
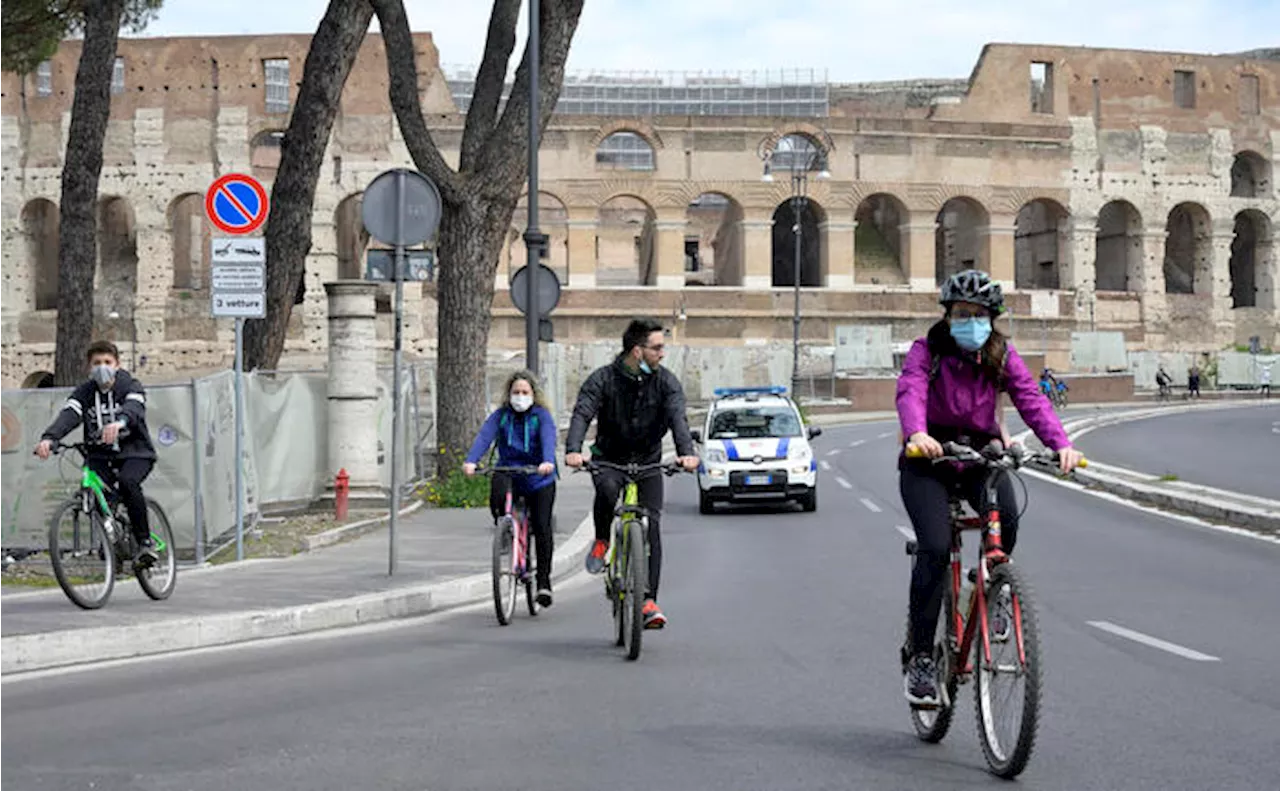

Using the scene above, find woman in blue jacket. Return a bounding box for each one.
[463,370,559,606]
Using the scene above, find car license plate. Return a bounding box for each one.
[746,474,771,486]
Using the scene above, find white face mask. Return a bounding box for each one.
[510,394,533,413]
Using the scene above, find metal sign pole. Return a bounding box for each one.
[234,316,245,561]
[389,170,405,576]
[524,0,542,375]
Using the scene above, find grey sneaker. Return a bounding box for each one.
[904,654,940,707]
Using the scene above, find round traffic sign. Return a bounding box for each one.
[361,168,443,248]
[509,264,561,317]
[205,173,269,235]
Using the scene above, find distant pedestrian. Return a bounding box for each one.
[1261,365,1272,398]
[1187,365,1201,399]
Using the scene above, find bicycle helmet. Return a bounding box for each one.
[939,269,1005,315]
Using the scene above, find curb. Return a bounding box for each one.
[0,512,596,676]
[303,500,426,552]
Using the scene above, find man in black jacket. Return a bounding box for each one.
[565,317,699,629]
[35,341,159,564]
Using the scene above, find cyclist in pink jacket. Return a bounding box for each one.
[896,270,1083,707]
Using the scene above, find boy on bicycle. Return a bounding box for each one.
[34,341,159,565]
[564,317,699,629]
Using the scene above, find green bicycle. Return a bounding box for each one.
[46,440,177,609]
[581,459,687,661]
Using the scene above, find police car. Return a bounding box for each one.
[691,386,822,514]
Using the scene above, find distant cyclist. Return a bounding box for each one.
[1156,366,1173,400]
[34,341,159,565]
[896,271,1082,707]
[1038,368,1058,399]
[564,317,699,630]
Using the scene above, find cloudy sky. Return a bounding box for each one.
[144,0,1277,82]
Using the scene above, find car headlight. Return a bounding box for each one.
[787,443,810,460]
[704,448,727,464]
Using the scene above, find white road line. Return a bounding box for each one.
[827,449,841,456]
[849,439,866,447]
[876,431,893,439]
[895,525,915,540]
[835,476,853,489]
[860,497,882,513]
[1087,620,1220,662]
[819,460,832,471]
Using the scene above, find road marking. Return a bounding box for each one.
[835,476,853,489]
[860,497,882,513]
[895,525,915,540]
[849,439,866,447]
[827,449,841,456]
[876,431,893,439]
[819,460,831,471]
[1087,620,1220,662]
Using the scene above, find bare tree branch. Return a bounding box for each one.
[369,0,460,202]
[458,0,520,173]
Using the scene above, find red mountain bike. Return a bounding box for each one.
[900,440,1086,778]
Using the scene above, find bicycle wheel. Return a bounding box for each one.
[905,588,960,742]
[974,562,1042,779]
[491,517,517,625]
[524,531,539,617]
[611,530,626,647]
[48,498,116,610]
[134,499,177,600]
[622,519,647,661]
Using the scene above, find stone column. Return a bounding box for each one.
[325,281,382,498]
[820,219,856,290]
[1210,225,1237,341]
[902,211,938,291]
[653,209,688,289]
[1139,228,1169,331]
[983,214,1017,289]
[1064,215,1098,324]
[740,209,775,290]
[566,209,598,289]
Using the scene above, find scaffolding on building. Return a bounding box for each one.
[444,66,830,118]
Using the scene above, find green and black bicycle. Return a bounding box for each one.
[45,440,177,609]
[581,459,688,661]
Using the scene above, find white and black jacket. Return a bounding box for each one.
[41,371,158,461]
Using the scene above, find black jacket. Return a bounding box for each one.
[41,370,158,461]
[565,355,695,464]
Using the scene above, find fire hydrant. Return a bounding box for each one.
[335,468,350,522]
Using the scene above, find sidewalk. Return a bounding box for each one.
[1,474,598,674]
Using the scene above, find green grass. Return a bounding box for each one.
[1158,473,1180,482]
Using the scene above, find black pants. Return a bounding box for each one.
[592,466,664,600]
[899,459,1019,656]
[490,474,556,589]
[89,457,154,544]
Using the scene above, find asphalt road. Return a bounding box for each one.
[5,418,1278,791]
[1073,403,1280,499]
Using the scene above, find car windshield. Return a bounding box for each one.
[709,406,802,439]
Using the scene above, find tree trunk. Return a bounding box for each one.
[53,0,126,386]
[373,0,584,475]
[243,0,374,372]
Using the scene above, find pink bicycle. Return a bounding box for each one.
[477,465,542,625]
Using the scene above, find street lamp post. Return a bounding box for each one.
[762,143,829,399]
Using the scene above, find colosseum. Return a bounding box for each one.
[2,34,1277,389]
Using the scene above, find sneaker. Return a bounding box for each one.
[585,540,608,574]
[904,653,940,707]
[536,587,553,608]
[989,584,1012,642]
[642,599,667,629]
[133,540,159,568]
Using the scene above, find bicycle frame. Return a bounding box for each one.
[607,481,643,570]
[63,444,166,552]
[503,488,531,581]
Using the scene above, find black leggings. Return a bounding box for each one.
[490,474,556,589]
[899,459,1019,656]
[89,457,154,544]
[592,466,664,600]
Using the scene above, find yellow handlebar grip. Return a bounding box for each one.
[904,444,926,459]
[1077,457,1088,469]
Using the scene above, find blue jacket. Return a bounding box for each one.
[465,404,558,492]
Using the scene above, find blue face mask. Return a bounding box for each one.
[949,317,992,352]
[639,361,654,374]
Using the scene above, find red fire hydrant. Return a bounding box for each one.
[335,468,350,522]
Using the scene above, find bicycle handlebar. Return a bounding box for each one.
[472,464,545,475]
[905,440,1087,470]
[574,459,692,478]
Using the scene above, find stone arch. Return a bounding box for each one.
[167,193,208,289]
[1164,202,1212,294]
[96,196,137,317]
[1231,209,1274,310]
[250,129,285,181]
[935,196,989,284]
[21,198,59,310]
[685,192,744,286]
[767,132,828,173]
[1230,150,1272,198]
[854,193,907,285]
[595,131,656,172]
[1096,200,1142,291]
[512,191,570,284]
[772,197,826,287]
[596,194,657,286]
[589,120,664,151]
[21,371,55,389]
[334,193,369,281]
[1015,198,1069,289]
[760,123,835,159]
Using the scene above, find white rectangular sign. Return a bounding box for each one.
[212,236,265,264]
[212,293,266,318]
[212,265,265,291]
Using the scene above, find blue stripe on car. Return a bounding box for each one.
[778,437,790,458]
[724,440,739,460]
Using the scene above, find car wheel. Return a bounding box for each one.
[800,487,817,513]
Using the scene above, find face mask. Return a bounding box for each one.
[510,394,533,413]
[949,317,992,352]
[91,364,116,388]
[639,361,654,374]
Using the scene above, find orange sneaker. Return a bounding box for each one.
[585,539,608,574]
[642,599,667,629]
